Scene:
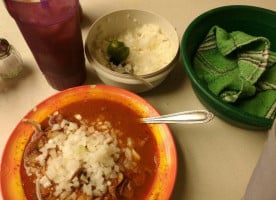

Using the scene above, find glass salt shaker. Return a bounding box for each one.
[0,38,23,79]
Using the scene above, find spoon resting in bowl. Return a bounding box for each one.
[140,110,214,124]
[108,40,154,89]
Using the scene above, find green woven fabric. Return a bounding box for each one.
[193,26,276,119]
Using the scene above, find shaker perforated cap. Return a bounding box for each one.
[0,38,11,58]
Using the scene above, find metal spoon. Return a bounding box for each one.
[140,110,214,124]
[124,65,154,89]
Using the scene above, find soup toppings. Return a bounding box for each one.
[23,111,154,200]
[95,24,175,75]
[107,40,129,65]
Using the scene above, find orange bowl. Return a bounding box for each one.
[0,85,177,200]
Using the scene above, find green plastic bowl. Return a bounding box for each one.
[181,5,276,130]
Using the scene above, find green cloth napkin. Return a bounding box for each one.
[193,26,276,119]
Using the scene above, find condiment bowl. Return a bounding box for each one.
[181,5,276,129]
[0,85,177,200]
[85,9,179,93]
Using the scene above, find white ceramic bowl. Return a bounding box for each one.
[85,9,179,93]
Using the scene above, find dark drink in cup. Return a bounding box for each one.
[4,0,86,90]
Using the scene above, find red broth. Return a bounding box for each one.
[20,99,158,200]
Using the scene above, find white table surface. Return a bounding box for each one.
[0,0,275,200]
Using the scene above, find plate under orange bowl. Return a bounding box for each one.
[0,85,177,200]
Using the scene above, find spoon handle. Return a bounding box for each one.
[141,110,214,124]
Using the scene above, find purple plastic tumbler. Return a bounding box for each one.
[4,0,86,90]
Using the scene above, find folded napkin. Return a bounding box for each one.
[243,119,276,200]
[193,26,276,119]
